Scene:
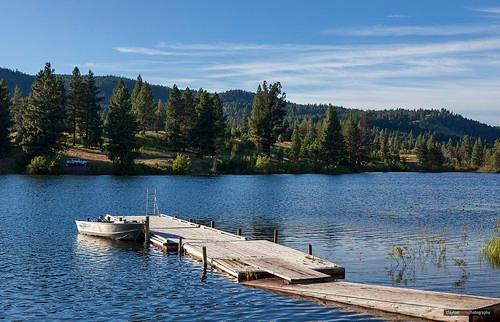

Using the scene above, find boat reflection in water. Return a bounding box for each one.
[74,233,145,252]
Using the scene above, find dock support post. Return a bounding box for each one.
[273,229,278,244]
[308,243,313,256]
[178,237,183,256]
[202,246,207,270]
[237,228,242,236]
[210,221,215,228]
[144,216,150,244]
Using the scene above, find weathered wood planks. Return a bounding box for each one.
[116,214,344,282]
[239,257,334,284]
[183,239,345,281]
[243,278,500,322]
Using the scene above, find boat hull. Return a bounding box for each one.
[75,220,144,241]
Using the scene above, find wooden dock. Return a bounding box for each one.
[114,214,344,283]
[115,214,500,321]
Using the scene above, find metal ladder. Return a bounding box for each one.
[145,189,159,215]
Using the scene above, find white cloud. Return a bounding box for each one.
[107,37,500,125]
[387,14,410,19]
[469,7,500,15]
[115,47,179,56]
[322,24,500,36]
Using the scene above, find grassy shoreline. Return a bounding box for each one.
[0,150,491,176]
[1,131,497,176]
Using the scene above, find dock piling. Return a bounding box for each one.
[202,246,208,270]
[237,228,242,236]
[210,221,215,228]
[144,216,150,244]
[308,243,313,256]
[178,237,183,256]
[273,229,278,243]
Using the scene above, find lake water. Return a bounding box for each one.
[0,173,499,321]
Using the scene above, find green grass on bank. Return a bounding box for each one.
[1,131,497,175]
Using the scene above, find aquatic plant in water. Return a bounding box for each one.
[387,225,472,287]
[480,225,500,269]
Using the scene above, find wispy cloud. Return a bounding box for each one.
[323,24,500,37]
[387,14,410,19]
[114,47,185,56]
[107,35,500,125]
[469,7,500,15]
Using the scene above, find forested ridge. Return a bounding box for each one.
[1,67,498,144]
[0,64,499,175]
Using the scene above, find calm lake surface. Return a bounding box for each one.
[0,173,499,321]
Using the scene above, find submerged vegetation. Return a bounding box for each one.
[387,221,500,287]
[386,225,479,288]
[480,222,500,269]
[0,63,499,175]
[481,237,500,269]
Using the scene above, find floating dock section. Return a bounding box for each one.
[114,215,500,322]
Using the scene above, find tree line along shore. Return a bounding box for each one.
[0,62,499,175]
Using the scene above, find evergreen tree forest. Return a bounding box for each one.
[105,81,138,171]
[0,80,10,154]
[0,63,499,175]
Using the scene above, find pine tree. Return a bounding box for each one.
[358,113,371,164]
[250,84,267,152]
[471,138,484,168]
[319,105,344,167]
[0,80,10,154]
[68,67,86,145]
[212,93,226,153]
[20,63,67,156]
[343,115,362,166]
[135,82,155,133]
[84,70,102,148]
[104,80,137,170]
[268,82,286,146]
[131,74,143,115]
[415,134,428,168]
[444,138,457,167]
[426,136,444,168]
[379,130,390,161]
[459,135,472,168]
[494,139,500,171]
[165,84,183,150]
[181,87,195,149]
[249,81,286,156]
[154,99,166,132]
[290,124,301,160]
[192,89,215,156]
[10,86,24,143]
[299,117,315,159]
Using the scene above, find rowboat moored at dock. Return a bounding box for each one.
[75,215,144,241]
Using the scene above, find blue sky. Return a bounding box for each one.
[1,0,500,125]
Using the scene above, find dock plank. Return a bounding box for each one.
[185,240,343,275]
[243,278,500,322]
[239,257,333,284]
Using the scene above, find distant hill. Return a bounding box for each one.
[1,67,499,144]
[365,108,500,143]
[0,67,171,104]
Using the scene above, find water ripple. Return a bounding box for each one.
[0,173,498,320]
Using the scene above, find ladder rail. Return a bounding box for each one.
[146,189,159,215]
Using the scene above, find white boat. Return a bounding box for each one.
[75,215,144,241]
[76,189,158,241]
